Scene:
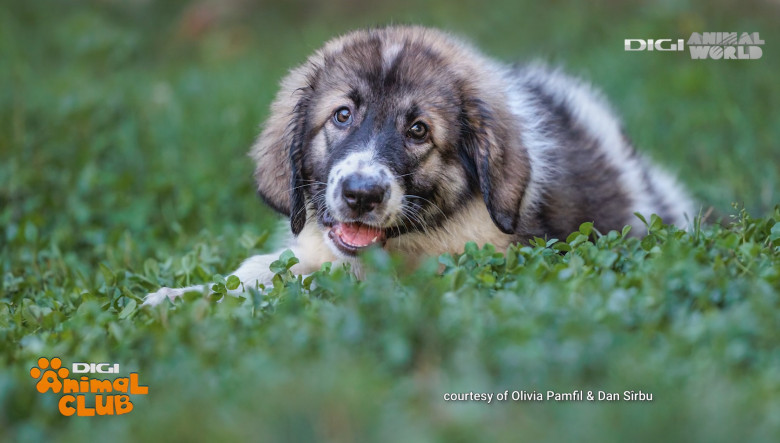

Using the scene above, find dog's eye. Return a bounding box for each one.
[333,107,352,126]
[407,121,428,141]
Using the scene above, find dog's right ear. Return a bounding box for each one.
[250,62,319,235]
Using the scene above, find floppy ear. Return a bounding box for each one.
[250,64,318,236]
[460,92,531,234]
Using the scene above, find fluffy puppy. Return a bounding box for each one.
[144,26,693,306]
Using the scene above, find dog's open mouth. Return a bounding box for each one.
[328,222,387,255]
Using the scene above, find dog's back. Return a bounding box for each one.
[505,63,693,240]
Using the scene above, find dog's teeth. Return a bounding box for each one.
[371,236,377,242]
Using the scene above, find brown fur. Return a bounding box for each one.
[251,26,536,241]
[144,26,694,307]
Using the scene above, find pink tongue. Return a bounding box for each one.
[338,223,384,247]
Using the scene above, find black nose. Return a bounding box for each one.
[341,174,388,214]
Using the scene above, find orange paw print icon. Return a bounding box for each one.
[29,357,69,393]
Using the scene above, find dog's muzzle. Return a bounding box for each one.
[323,151,398,256]
[326,172,390,255]
[340,173,390,217]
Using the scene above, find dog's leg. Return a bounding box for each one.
[141,252,282,306]
[143,223,338,306]
[141,284,207,307]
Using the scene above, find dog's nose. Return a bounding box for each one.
[341,174,388,214]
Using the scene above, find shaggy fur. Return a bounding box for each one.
[144,26,694,306]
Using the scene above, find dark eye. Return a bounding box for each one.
[333,107,352,126]
[407,121,428,141]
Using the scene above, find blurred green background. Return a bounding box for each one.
[2,0,778,257]
[1,0,779,441]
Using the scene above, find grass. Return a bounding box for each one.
[1,0,779,441]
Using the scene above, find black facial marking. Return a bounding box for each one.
[348,89,362,110]
[405,104,421,125]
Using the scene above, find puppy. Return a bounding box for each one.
[143,26,693,306]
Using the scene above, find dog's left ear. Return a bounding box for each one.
[250,63,318,236]
[460,91,531,234]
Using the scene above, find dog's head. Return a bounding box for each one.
[251,26,530,257]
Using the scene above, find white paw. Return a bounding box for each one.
[142,287,187,307]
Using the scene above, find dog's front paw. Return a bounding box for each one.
[142,287,187,307]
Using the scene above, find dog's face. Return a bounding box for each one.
[252,27,530,258]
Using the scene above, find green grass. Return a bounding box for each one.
[1,0,779,441]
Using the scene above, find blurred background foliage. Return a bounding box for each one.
[1,0,779,441]
[1,0,778,262]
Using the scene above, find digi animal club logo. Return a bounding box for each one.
[30,357,149,416]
